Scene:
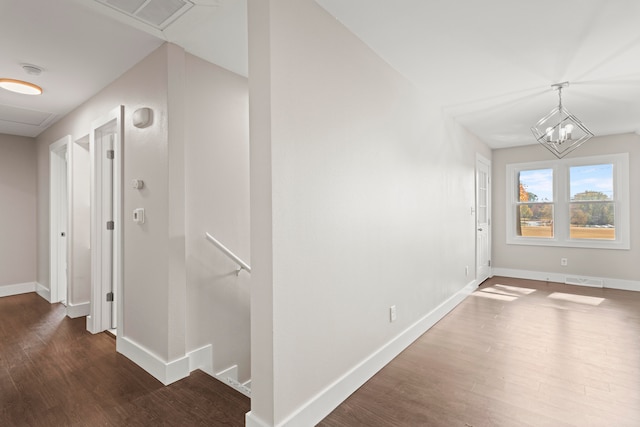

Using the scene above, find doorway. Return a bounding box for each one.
[50,136,72,305]
[88,106,123,334]
[476,154,491,283]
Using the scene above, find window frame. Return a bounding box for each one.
[506,153,629,250]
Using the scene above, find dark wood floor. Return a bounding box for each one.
[320,277,640,427]
[3,277,640,426]
[0,292,249,426]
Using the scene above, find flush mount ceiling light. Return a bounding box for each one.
[531,82,593,158]
[0,78,43,95]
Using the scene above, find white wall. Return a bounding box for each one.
[36,43,182,363]
[35,42,251,385]
[184,54,251,380]
[0,134,37,290]
[248,0,491,424]
[492,133,640,285]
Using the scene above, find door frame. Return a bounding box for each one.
[475,154,492,283]
[87,106,124,334]
[50,135,72,304]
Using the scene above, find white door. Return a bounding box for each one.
[476,155,491,283]
[58,152,68,305]
[50,136,71,305]
[88,106,123,334]
[101,132,115,329]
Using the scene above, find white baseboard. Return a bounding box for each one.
[0,281,36,298]
[187,344,214,376]
[36,282,51,302]
[66,301,90,318]
[266,279,478,427]
[117,336,190,386]
[246,413,271,427]
[86,315,96,334]
[215,365,252,397]
[604,277,640,292]
[492,268,640,292]
[187,344,252,397]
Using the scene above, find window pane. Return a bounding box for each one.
[518,169,553,202]
[570,164,613,201]
[570,202,615,240]
[478,169,488,224]
[516,203,553,237]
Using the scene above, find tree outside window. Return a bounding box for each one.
[516,169,553,238]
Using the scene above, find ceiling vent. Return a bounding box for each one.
[95,0,195,30]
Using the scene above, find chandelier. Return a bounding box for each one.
[530,82,593,158]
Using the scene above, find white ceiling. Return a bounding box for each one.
[317,0,640,148]
[3,0,640,150]
[0,0,247,138]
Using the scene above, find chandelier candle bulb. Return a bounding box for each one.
[565,124,573,140]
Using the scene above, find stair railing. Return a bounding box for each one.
[205,232,251,275]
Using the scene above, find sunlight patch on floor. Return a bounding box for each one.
[474,284,537,302]
[492,284,537,295]
[474,290,518,301]
[548,292,604,306]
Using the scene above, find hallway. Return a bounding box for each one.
[3,276,640,426]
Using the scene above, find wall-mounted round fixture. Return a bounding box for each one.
[0,78,43,95]
[133,107,153,128]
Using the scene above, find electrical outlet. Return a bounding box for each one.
[465,266,469,276]
[389,305,397,323]
[561,258,568,266]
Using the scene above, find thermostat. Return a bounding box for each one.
[133,208,145,224]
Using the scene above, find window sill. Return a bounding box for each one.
[507,237,629,250]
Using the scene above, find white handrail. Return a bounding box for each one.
[205,232,251,275]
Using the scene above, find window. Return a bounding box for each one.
[506,154,629,249]
[516,168,554,238]
[569,164,615,240]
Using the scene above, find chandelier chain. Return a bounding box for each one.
[558,86,563,110]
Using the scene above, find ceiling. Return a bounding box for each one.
[3,0,640,150]
[0,0,247,138]
[317,0,640,149]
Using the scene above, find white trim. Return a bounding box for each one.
[36,282,51,302]
[492,268,640,292]
[66,301,90,318]
[272,280,478,427]
[476,153,492,283]
[187,345,252,397]
[117,336,190,386]
[187,344,214,375]
[214,365,251,397]
[246,413,271,427]
[86,315,94,332]
[0,282,36,298]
